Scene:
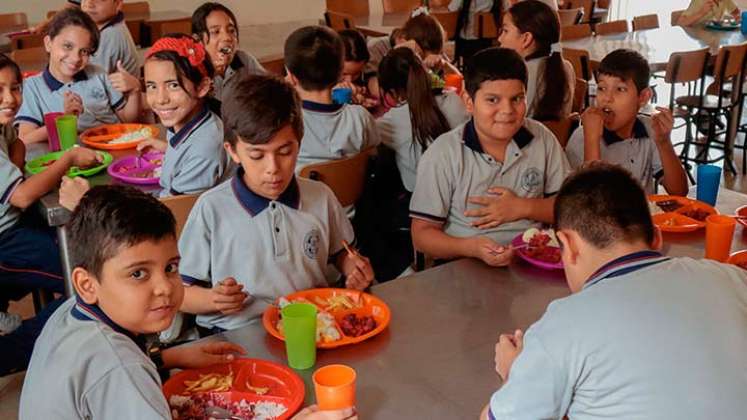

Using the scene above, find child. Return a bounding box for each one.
[81,0,140,75]
[14,8,141,145]
[409,47,570,267]
[178,75,374,333]
[19,185,248,418]
[192,2,266,104]
[377,47,469,193]
[678,0,741,26]
[137,34,233,197]
[481,163,747,419]
[336,29,378,109]
[283,26,380,171]
[565,49,688,195]
[498,0,575,120]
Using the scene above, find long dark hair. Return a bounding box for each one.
[378,48,450,151]
[455,0,502,40]
[508,0,569,120]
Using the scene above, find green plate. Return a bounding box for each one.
[705,20,739,31]
[25,150,113,177]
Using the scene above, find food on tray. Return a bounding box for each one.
[339,314,377,337]
[653,199,684,213]
[679,207,711,222]
[41,159,58,167]
[106,127,151,144]
[246,380,269,395]
[183,370,233,394]
[169,393,287,420]
[735,261,747,270]
[521,228,561,263]
[277,297,342,343]
[314,295,361,312]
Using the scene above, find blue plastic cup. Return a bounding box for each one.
[331,87,353,104]
[696,164,721,206]
[741,11,747,34]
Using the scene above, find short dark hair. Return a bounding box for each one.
[68,186,176,280]
[145,33,215,94]
[47,7,101,54]
[401,14,444,55]
[338,29,370,63]
[284,26,344,91]
[598,49,650,92]
[191,2,239,39]
[464,47,527,98]
[0,54,22,85]
[222,74,303,146]
[554,163,655,249]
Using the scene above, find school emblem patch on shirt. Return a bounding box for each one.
[521,168,543,194]
[90,88,107,101]
[303,229,321,259]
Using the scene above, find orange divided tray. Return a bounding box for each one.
[263,288,391,349]
[648,195,718,233]
[735,205,747,228]
[727,250,747,271]
[80,123,158,150]
[163,358,304,420]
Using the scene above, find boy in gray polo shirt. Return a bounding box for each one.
[565,49,688,195]
[482,163,747,420]
[179,75,374,333]
[410,47,571,267]
[20,186,246,420]
[284,26,380,172]
[82,0,140,74]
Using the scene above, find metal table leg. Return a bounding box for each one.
[57,225,75,297]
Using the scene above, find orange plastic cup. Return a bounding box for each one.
[705,214,736,262]
[444,73,463,94]
[313,364,356,410]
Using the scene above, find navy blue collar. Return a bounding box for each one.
[229,53,244,71]
[71,296,147,353]
[43,66,88,92]
[167,106,211,148]
[302,100,343,113]
[463,118,534,153]
[231,166,300,216]
[101,11,125,31]
[603,118,648,145]
[584,250,669,289]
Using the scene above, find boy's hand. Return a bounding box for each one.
[423,53,444,71]
[699,0,717,15]
[465,187,524,229]
[292,405,358,420]
[470,236,512,267]
[66,146,102,168]
[341,250,374,290]
[650,106,674,145]
[581,106,605,143]
[211,277,249,315]
[59,176,91,211]
[136,137,167,153]
[108,60,141,94]
[63,91,84,116]
[162,341,247,370]
[495,329,524,381]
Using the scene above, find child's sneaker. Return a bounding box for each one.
[0,312,22,334]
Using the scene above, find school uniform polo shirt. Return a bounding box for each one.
[20,297,171,420]
[90,12,140,75]
[683,0,738,24]
[15,65,125,131]
[160,107,232,197]
[178,169,354,331]
[296,100,380,172]
[488,252,747,420]
[410,118,570,244]
[566,116,663,193]
[377,91,469,192]
[0,124,21,236]
[364,35,393,77]
[212,50,266,103]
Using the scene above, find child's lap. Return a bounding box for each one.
[0,212,61,274]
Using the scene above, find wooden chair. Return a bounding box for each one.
[325,10,356,31]
[299,148,375,207]
[148,17,191,42]
[540,114,580,148]
[671,10,685,27]
[594,19,628,35]
[572,78,588,113]
[558,8,584,27]
[159,194,200,239]
[566,0,595,24]
[122,1,150,46]
[563,48,594,107]
[46,10,57,19]
[432,11,459,40]
[560,24,592,41]
[10,47,46,73]
[326,0,369,17]
[476,12,500,39]
[121,1,150,15]
[382,0,422,14]
[632,14,659,31]
[259,53,285,76]
[0,12,27,32]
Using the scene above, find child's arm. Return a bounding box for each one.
[180,277,248,315]
[334,245,375,290]
[17,122,49,145]
[8,138,25,169]
[161,341,246,369]
[109,61,142,123]
[678,0,717,25]
[464,188,556,226]
[651,107,688,196]
[580,107,605,162]
[411,218,513,266]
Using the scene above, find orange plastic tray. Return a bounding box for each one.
[162,358,304,420]
[80,123,158,150]
[648,195,718,233]
[263,288,391,349]
[735,205,747,228]
[727,250,747,271]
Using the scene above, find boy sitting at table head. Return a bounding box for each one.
[565,48,688,196]
[80,0,140,75]
[409,47,571,267]
[283,26,380,172]
[20,185,246,419]
[178,74,374,335]
[481,162,747,420]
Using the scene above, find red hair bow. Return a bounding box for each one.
[146,37,208,78]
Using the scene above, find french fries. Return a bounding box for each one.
[314,295,362,312]
[246,380,270,395]
[183,370,233,394]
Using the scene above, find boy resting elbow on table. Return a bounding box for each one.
[409,47,571,267]
[565,49,688,196]
[481,163,747,420]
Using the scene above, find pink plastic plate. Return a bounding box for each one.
[511,233,563,270]
[107,152,163,185]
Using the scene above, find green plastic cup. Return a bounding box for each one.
[55,115,78,151]
[281,303,317,369]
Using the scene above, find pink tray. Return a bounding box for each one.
[511,233,563,270]
[107,152,163,185]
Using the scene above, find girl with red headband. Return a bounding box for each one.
[136,34,234,197]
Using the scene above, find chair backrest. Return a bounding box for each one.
[712,43,747,99]
[671,9,685,26]
[46,10,58,19]
[259,53,285,76]
[324,10,356,31]
[596,0,610,7]
[476,12,500,39]
[562,48,593,82]
[431,11,459,40]
[558,8,583,27]
[159,194,200,239]
[0,13,27,31]
[595,19,628,35]
[150,17,191,41]
[566,0,595,24]
[560,24,592,41]
[326,0,369,17]
[540,114,580,148]
[299,148,374,207]
[382,0,421,14]
[632,14,659,31]
[572,78,588,113]
[664,48,710,84]
[10,33,44,50]
[121,1,150,16]
[10,47,46,73]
